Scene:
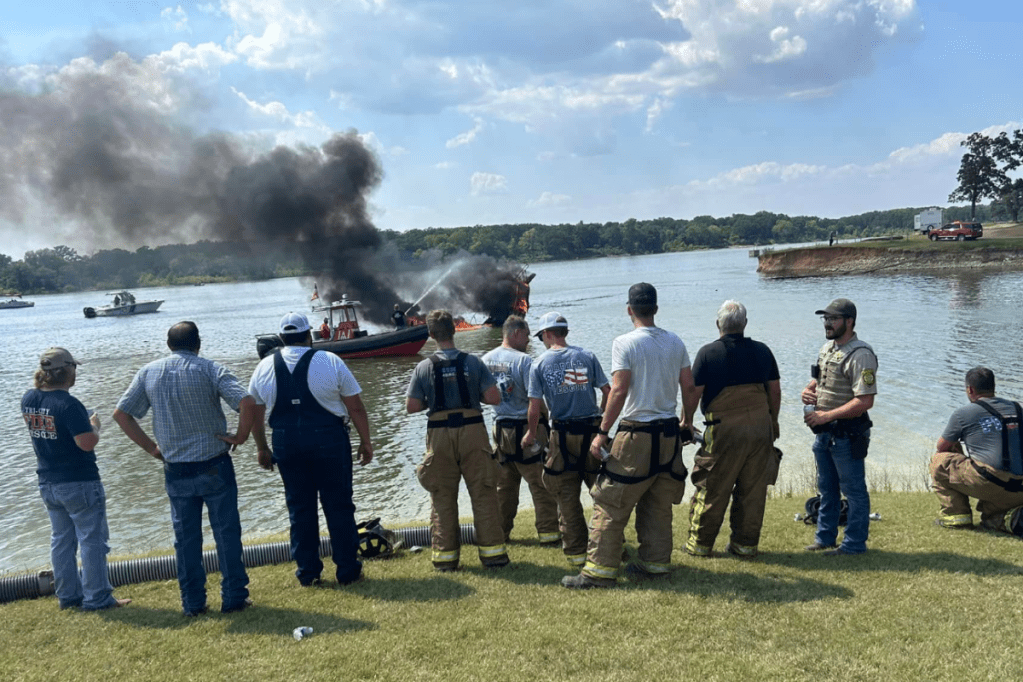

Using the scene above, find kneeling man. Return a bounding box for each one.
[931,366,1023,531]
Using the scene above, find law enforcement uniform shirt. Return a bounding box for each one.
[816,333,877,411]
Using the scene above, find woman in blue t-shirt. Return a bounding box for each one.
[21,347,130,611]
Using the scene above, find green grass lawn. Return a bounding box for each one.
[4,492,1022,682]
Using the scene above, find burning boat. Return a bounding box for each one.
[406,267,534,331]
[256,294,428,360]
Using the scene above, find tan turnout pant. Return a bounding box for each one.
[583,422,686,579]
[542,417,602,566]
[493,420,560,544]
[417,409,508,567]
[686,385,774,556]
[930,451,1023,530]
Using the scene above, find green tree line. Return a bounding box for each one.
[1,198,1017,296]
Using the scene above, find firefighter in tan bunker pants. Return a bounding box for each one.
[406,310,509,571]
[562,283,696,588]
[684,301,782,559]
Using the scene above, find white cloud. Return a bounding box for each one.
[435,161,456,169]
[232,87,329,131]
[527,191,571,208]
[470,171,507,195]
[691,161,827,190]
[161,6,191,33]
[446,117,485,148]
[148,42,238,73]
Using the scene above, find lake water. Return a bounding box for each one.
[3,248,1021,573]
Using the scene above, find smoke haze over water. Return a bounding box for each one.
[0,53,526,324]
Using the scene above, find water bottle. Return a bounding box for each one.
[293,626,313,641]
[803,404,815,417]
[598,446,612,462]
[527,441,543,456]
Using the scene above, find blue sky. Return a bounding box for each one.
[1,0,1020,257]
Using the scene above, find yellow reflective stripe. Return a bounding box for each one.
[940,514,973,527]
[684,541,711,556]
[636,560,671,574]
[538,532,562,543]
[432,549,460,563]
[687,487,709,551]
[477,544,508,558]
[582,561,618,580]
[728,542,757,556]
[566,553,586,567]
[702,411,716,453]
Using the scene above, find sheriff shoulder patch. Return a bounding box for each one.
[861,369,875,386]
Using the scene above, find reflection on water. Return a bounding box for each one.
[3,257,1023,572]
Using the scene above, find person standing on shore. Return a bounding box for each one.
[113,322,256,616]
[802,299,877,556]
[684,300,781,559]
[406,309,509,571]
[562,284,693,589]
[21,348,130,611]
[930,367,1023,531]
[482,315,561,546]
[248,313,374,587]
[522,311,610,568]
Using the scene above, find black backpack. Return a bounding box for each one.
[803,495,849,526]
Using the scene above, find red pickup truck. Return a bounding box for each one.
[927,221,983,241]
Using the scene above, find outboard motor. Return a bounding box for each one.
[256,335,284,359]
[83,307,96,318]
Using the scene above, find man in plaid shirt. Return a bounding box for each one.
[114,321,257,617]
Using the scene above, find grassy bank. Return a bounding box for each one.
[4,491,1022,681]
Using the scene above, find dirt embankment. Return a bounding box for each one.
[757,245,1023,278]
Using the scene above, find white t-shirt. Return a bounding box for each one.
[611,326,690,422]
[248,346,361,420]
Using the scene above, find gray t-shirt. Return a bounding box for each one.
[942,396,1022,471]
[611,326,690,422]
[528,345,608,421]
[406,348,496,415]
[482,345,532,420]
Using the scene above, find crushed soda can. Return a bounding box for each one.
[293,626,313,641]
[869,512,882,521]
[794,513,804,522]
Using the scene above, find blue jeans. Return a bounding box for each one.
[39,480,117,610]
[163,454,249,613]
[275,432,362,584]
[813,430,871,554]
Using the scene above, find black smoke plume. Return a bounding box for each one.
[0,53,528,324]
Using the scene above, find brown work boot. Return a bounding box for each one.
[804,542,837,552]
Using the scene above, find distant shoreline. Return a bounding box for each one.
[757,224,1023,278]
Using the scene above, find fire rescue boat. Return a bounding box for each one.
[255,295,428,360]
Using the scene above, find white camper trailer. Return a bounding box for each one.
[914,208,943,234]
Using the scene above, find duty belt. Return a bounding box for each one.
[427,413,484,429]
[813,413,872,438]
[545,418,601,476]
[495,416,548,464]
[603,418,686,484]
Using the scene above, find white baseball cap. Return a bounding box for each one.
[279,312,312,334]
[534,311,568,338]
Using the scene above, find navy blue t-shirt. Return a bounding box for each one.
[692,334,780,412]
[22,389,100,484]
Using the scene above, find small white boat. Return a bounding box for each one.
[83,291,163,318]
[0,296,34,309]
